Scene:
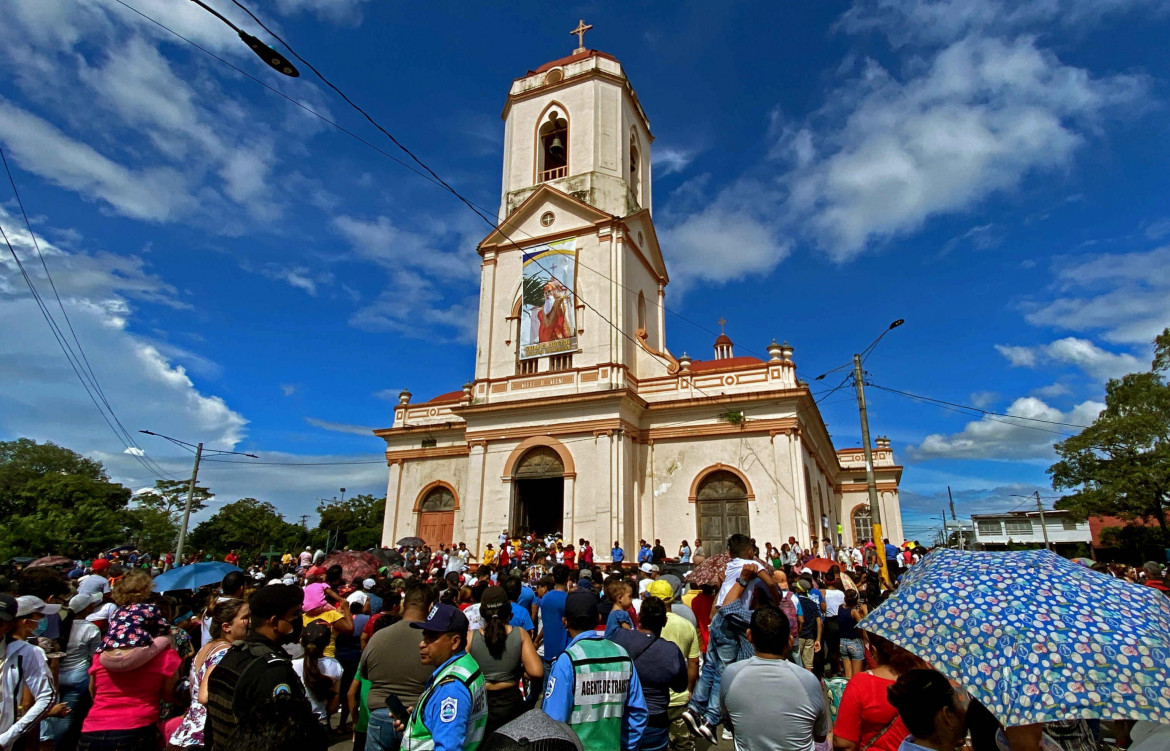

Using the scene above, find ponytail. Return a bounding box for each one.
[300,622,335,702]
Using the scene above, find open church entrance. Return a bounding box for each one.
[511,446,565,536]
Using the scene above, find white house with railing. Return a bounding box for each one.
[970,509,1092,552]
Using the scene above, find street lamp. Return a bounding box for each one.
[188,0,300,77]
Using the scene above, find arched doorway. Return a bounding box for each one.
[417,484,456,549]
[512,446,564,535]
[695,470,750,556]
[852,505,873,545]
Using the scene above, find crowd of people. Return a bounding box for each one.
[1,531,1167,751]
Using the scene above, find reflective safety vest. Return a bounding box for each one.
[565,637,633,751]
[402,651,487,751]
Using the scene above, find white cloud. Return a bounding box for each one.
[373,389,406,401]
[653,146,697,177]
[780,36,1144,260]
[906,396,1103,461]
[280,384,298,397]
[1025,246,1170,344]
[305,417,377,436]
[272,0,373,25]
[968,390,998,408]
[660,202,791,289]
[996,337,1144,381]
[258,264,331,296]
[1030,382,1071,399]
[0,210,248,478]
[0,101,193,222]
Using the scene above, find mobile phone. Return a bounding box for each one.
[384,693,409,723]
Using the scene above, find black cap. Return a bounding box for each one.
[563,591,599,624]
[410,603,469,634]
[248,583,303,620]
[0,593,16,623]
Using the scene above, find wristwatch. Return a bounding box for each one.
[737,577,750,587]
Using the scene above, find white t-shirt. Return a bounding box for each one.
[292,656,343,721]
[717,558,753,607]
[60,620,102,676]
[77,574,110,598]
[824,589,846,617]
[346,591,370,608]
[87,602,117,623]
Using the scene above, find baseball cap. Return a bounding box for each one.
[563,590,600,624]
[363,578,376,590]
[0,594,16,623]
[646,579,675,602]
[16,596,59,618]
[410,603,469,634]
[68,592,103,613]
[639,562,654,574]
[91,558,111,573]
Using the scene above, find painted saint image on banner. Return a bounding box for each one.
[519,238,577,360]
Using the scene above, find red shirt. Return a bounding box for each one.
[690,592,714,652]
[833,672,907,751]
[224,553,238,565]
[83,648,181,732]
[565,551,576,569]
[1147,580,1170,594]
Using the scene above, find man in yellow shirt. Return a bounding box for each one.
[482,544,497,567]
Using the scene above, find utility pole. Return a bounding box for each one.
[947,486,963,550]
[1035,490,1051,551]
[299,514,310,528]
[175,443,203,568]
[853,353,891,588]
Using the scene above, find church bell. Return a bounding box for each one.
[549,135,565,159]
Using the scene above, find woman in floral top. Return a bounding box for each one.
[168,599,249,749]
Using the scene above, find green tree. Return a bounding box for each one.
[0,438,110,517]
[188,498,303,561]
[125,479,214,552]
[317,494,385,551]
[1050,328,1170,547]
[135,479,213,521]
[0,498,127,559]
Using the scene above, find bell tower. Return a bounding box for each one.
[498,22,654,221]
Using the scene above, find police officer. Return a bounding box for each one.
[542,590,647,750]
[204,584,322,750]
[394,603,488,751]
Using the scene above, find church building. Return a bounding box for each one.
[374,29,904,557]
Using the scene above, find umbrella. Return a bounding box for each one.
[396,536,426,548]
[860,548,1170,727]
[1070,557,1095,567]
[686,553,731,587]
[152,562,241,593]
[27,555,75,569]
[801,558,840,574]
[322,551,381,581]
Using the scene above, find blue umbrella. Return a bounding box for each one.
[152,561,241,593]
[860,548,1170,726]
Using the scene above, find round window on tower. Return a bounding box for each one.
[544,69,564,86]
[540,211,555,227]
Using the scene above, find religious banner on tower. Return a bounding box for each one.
[519,237,577,360]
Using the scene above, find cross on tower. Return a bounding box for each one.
[570,19,593,53]
[718,317,727,334]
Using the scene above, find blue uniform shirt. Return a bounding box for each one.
[417,652,476,751]
[543,632,648,750]
[611,547,624,563]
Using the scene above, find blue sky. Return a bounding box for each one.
[2,0,1168,542]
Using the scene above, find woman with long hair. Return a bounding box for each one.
[43,593,103,746]
[837,590,867,679]
[467,587,542,734]
[678,540,692,565]
[833,633,927,751]
[292,622,342,730]
[169,598,249,750]
[886,669,970,751]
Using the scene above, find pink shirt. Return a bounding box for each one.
[82,648,181,732]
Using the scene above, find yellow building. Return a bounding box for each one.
[374,37,903,557]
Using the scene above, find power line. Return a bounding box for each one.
[867,383,1091,434]
[2,146,175,480]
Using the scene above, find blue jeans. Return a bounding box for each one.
[685,611,740,727]
[366,708,404,751]
[641,722,670,751]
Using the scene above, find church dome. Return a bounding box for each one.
[714,333,733,347]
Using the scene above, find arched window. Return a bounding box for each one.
[852,505,873,544]
[420,486,455,512]
[538,110,568,182]
[804,466,816,541]
[630,135,641,205]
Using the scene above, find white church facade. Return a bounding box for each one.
[375,37,904,558]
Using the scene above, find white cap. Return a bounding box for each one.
[640,562,654,574]
[282,575,296,584]
[16,595,59,618]
[268,578,285,586]
[68,593,103,613]
[363,578,376,590]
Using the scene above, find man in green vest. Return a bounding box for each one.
[395,603,488,751]
[542,590,647,750]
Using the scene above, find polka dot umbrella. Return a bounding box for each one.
[859,548,1170,727]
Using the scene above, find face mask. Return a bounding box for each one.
[35,617,49,636]
[281,616,303,645]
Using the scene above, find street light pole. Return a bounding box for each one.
[853,352,891,588]
[1035,490,1051,551]
[187,0,300,76]
[175,443,203,567]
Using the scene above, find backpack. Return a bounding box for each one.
[778,590,799,635]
